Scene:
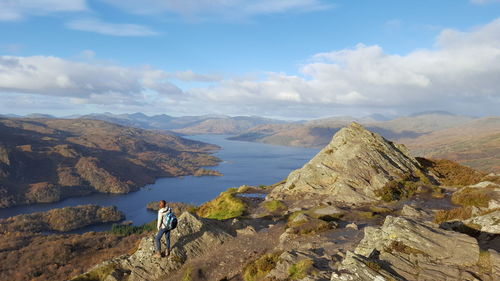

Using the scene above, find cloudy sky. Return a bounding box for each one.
[1,0,499,119]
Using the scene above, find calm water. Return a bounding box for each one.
[0,135,319,233]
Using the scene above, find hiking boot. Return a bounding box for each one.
[153,252,162,258]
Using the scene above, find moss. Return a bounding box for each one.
[451,186,496,208]
[243,252,281,281]
[365,261,382,272]
[477,250,492,274]
[263,200,286,212]
[181,265,193,281]
[196,188,246,220]
[385,241,428,256]
[71,263,117,281]
[288,259,314,280]
[375,176,420,202]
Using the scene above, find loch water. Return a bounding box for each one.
[0,135,319,233]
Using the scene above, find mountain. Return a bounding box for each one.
[78,112,287,134]
[230,113,500,173]
[0,117,220,208]
[268,122,435,204]
[400,117,500,173]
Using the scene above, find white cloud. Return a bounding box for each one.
[187,18,500,117]
[0,55,185,99]
[66,18,159,36]
[167,70,222,82]
[0,0,86,21]
[99,0,330,19]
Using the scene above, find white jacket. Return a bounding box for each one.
[157,207,170,230]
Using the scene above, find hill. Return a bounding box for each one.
[77,112,287,135]
[0,118,220,208]
[230,114,500,173]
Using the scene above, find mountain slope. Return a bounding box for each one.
[0,118,220,208]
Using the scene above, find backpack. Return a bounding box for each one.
[163,210,178,231]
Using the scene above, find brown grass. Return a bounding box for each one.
[451,186,496,208]
[0,231,143,281]
[417,158,485,186]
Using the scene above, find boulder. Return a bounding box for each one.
[331,216,491,281]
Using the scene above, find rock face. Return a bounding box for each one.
[76,212,233,281]
[270,122,431,204]
[0,204,124,232]
[331,216,494,281]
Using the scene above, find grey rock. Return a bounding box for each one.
[464,210,500,234]
[355,216,479,267]
[400,205,431,220]
[269,123,432,204]
[331,216,489,281]
[76,212,232,281]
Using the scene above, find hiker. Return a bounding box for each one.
[154,200,172,258]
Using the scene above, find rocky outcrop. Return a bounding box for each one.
[75,212,233,281]
[331,216,498,281]
[0,205,124,232]
[269,123,434,204]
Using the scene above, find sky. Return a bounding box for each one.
[0,0,500,119]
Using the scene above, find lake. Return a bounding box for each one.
[0,135,319,233]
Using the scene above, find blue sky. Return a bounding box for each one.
[1,0,500,119]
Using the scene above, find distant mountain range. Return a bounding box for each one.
[2,112,498,173]
[229,113,499,173]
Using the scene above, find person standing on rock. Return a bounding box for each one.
[154,200,171,258]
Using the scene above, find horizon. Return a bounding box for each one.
[1,0,500,118]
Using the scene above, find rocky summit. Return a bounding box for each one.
[269,122,434,204]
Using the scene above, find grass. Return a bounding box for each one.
[263,200,286,212]
[288,259,314,280]
[181,265,193,281]
[243,252,281,281]
[108,220,156,236]
[71,262,117,281]
[434,207,473,224]
[416,158,485,186]
[451,186,496,208]
[196,188,246,220]
[434,206,500,224]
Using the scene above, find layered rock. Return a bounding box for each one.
[269,122,434,204]
[331,216,498,281]
[75,212,233,281]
